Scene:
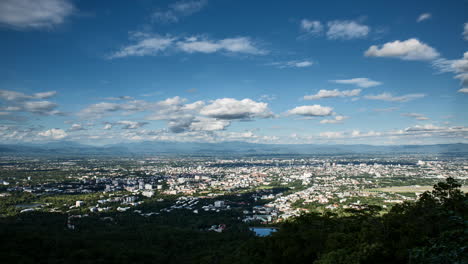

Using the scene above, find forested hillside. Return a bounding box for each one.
[1,178,466,264]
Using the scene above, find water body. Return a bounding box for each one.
[250,227,277,237]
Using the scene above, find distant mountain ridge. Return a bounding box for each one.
[0,141,467,156]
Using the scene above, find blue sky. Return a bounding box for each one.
[0,0,467,145]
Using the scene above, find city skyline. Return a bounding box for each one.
[1,0,467,145]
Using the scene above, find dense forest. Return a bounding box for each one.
[1,177,466,264]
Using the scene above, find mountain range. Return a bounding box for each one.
[1,141,467,156]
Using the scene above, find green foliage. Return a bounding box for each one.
[235,177,467,264]
[0,177,466,263]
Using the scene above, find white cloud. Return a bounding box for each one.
[81,96,273,133]
[188,117,230,131]
[459,87,468,93]
[464,23,468,41]
[0,90,56,101]
[417,13,431,22]
[365,38,439,60]
[0,0,74,30]
[402,113,429,120]
[23,101,58,114]
[0,90,62,116]
[287,105,333,117]
[269,60,313,69]
[38,128,67,140]
[78,102,126,117]
[364,92,426,102]
[109,35,176,59]
[432,51,468,91]
[433,52,468,73]
[320,115,349,124]
[116,120,148,129]
[171,0,207,14]
[373,107,399,112]
[68,124,86,132]
[110,34,266,58]
[326,20,369,40]
[330,78,382,88]
[182,101,205,111]
[103,123,113,130]
[303,89,361,100]
[200,98,272,120]
[320,131,343,138]
[153,0,207,23]
[404,124,442,132]
[177,37,266,55]
[300,19,323,35]
[80,96,188,120]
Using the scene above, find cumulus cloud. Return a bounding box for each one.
[189,117,230,131]
[326,20,370,40]
[38,128,67,140]
[458,87,468,93]
[299,19,369,40]
[23,101,58,114]
[200,98,273,120]
[287,105,333,117]
[0,0,74,30]
[0,89,61,116]
[417,13,431,22]
[330,78,382,88]
[182,100,205,111]
[320,115,349,124]
[168,116,230,133]
[268,60,313,69]
[365,38,439,61]
[109,34,266,58]
[303,89,361,100]
[364,92,426,102]
[80,96,268,134]
[153,0,207,23]
[300,19,323,35]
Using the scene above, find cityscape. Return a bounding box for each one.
[1,0,467,263]
[3,155,468,222]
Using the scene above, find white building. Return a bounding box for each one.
[214,200,225,207]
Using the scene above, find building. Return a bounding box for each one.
[214,200,225,207]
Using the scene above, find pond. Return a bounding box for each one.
[249,227,278,237]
